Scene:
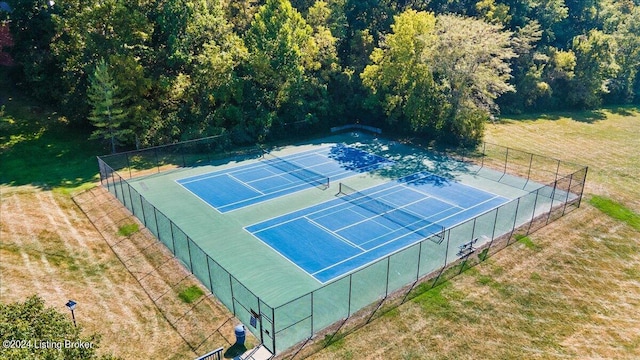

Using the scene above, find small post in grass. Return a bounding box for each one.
[65,300,77,327]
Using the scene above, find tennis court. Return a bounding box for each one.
[177,144,391,212]
[99,131,588,354]
[246,172,509,282]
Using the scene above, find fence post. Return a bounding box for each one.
[443,230,451,268]
[504,147,509,174]
[118,175,127,208]
[310,292,314,336]
[155,148,160,173]
[527,189,540,234]
[206,255,214,293]
[576,167,588,208]
[482,209,500,261]
[347,275,353,317]
[97,158,104,185]
[126,184,134,214]
[181,144,187,167]
[206,140,212,164]
[470,217,478,242]
[385,257,391,297]
[271,305,276,353]
[102,162,109,188]
[186,238,193,272]
[111,172,119,199]
[126,152,132,180]
[170,221,176,259]
[546,179,559,225]
[507,198,521,245]
[230,273,236,314]
[526,153,533,183]
[153,207,160,238]
[562,173,574,216]
[416,241,423,281]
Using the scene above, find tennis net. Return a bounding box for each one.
[339,183,445,244]
[262,150,330,189]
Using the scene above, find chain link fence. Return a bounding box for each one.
[97,135,587,356]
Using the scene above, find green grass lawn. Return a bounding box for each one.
[4,66,640,359]
[305,107,640,359]
[0,69,104,193]
[589,195,640,231]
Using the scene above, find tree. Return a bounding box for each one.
[568,30,618,108]
[0,295,118,359]
[153,0,230,73]
[0,20,13,65]
[244,0,318,140]
[7,0,60,102]
[150,0,247,143]
[428,14,516,143]
[362,11,516,144]
[222,0,260,34]
[530,0,568,43]
[498,20,550,112]
[361,10,439,132]
[50,0,152,123]
[87,59,130,154]
[476,0,512,25]
[188,25,247,141]
[556,0,604,46]
[608,6,640,103]
[537,47,577,109]
[306,0,346,120]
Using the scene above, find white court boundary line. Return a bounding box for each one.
[247,172,510,283]
[310,194,509,281]
[176,144,393,213]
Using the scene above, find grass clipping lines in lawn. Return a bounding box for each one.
[0,188,190,359]
[307,108,640,360]
[72,187,257,356]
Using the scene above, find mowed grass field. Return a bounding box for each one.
[2,74,639,360]
[0,81,248,359]
[307,109,640,359]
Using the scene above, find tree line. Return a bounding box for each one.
[4,0,640,150]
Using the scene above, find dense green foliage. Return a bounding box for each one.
[0,296,117,359]
[4,0,640,148]
[362,11,516,144]
[87,59,130,153]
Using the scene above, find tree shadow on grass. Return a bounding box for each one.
[608,106,638,117]
[0,99,105,190]
[504,109,608,124]
[503,106,639,124]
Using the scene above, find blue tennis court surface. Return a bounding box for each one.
[246,172,509,283]
[177,144,392,213]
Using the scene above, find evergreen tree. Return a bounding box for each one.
[87,59,130,154]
